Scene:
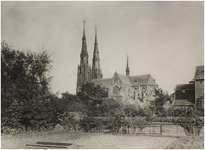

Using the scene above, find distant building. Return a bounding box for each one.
[76,21,158,107]
[92,72,158,107]
[172,66,204,110]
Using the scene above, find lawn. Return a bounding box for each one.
[1,131,204,149]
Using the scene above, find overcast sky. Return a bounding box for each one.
[2,1,204,95]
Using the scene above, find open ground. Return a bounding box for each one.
[1,131,204,149]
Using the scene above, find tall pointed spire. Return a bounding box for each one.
[126,55,130,76]
[77,20,92,93]
[95,25,98,44]
[92,25,103,79]
[80,19,88,64]
[83,19,86,38]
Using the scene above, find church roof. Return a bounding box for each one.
[194,66,204,80]
[116,73,131,86]
[92,78,112,87]
[92,73,157,87]
[128,74,157,86]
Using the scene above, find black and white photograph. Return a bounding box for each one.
[1,1,204,149]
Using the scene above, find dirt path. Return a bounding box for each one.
[1,132,177,149]
[68,134,176,149]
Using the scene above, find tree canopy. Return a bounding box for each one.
[1,41,54,130]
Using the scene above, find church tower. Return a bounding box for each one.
[92,26,103,79]
[76,20,92,92]
[126,55,130,76]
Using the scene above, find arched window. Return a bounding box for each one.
[114,76,118,83]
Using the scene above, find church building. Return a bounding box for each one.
[76,21,158,107]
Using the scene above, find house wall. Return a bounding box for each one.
[195,80,204,109]
[175,90,195,100]
[195,80,204,99]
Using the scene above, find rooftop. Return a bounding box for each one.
[194,66,204,80]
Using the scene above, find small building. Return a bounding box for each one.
[172,65,204,111]
[173,84,195,110]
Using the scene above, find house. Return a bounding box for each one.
[173,83,195,110]
[172,65,204,110]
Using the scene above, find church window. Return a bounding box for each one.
[114,76,118,83]
[113,86,120,94]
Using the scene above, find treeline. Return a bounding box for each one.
[1,41,125,133]
[1,41,204,135]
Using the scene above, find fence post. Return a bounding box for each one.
[160,125,162,135]
[177,125,178,136]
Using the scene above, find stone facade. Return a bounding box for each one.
[93,72,158,107]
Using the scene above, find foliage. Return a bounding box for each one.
[77,82,108,102]
[58,112,78,131]
[77,83,121,117]
[149,89,170,117]
[1,41,55,131]
[59,92,87,112]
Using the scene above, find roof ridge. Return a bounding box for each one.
[129,74,150,77]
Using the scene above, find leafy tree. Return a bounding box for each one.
[60,91,87,112]
[149,88,170,117]
[1,41,54,131]
[77,82,108,117]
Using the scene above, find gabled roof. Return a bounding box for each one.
[92,78,112,87]
[92,73,157,87]
[175,84,195,90]
[128,74,157,86]
[173,100,194,106]
[194,66,204,80]
[115,73,131,85]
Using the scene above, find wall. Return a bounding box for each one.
[131,125,203,137]
[195,80,204,109]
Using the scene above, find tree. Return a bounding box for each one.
[60,91,87,112]
[1,41,54,131]
[77,82,108,116]
[149,88,170,117]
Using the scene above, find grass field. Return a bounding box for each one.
[1,131,204,149]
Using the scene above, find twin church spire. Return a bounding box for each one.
[77,20,103,92]
[77,20,130,92]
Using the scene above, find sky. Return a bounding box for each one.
[1,1,204,95]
